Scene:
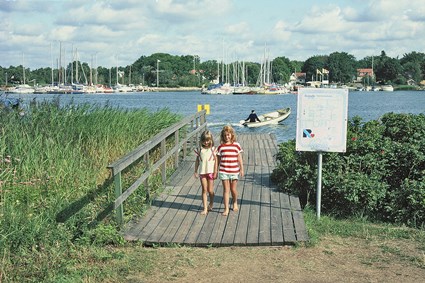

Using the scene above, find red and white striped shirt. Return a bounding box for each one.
[217,142,243,174]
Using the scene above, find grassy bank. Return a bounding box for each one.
[2,101,424,282]
[13,208,421,282]
[0,98,181,282]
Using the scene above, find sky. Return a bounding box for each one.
[1,0,425,70]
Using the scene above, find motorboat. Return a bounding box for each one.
[240,107,291,128]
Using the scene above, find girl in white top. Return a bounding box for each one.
[194,130,217,215]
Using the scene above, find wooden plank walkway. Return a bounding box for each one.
[123,133,308,246]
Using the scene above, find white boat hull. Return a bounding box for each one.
[241,108,291,128]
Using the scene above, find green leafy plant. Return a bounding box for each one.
[271,113,425,227]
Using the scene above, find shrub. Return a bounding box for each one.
[271,113,425,227]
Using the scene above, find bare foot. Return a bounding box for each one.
[200,210,208,215]
[233,204,239,211]
[222,210,229,216]
[208,204,213,211]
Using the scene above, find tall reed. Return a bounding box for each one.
[0,98,181,281]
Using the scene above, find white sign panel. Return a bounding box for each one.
[296,88,348,152]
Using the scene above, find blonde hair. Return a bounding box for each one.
[200,130,214,148]
[220,125,236,144]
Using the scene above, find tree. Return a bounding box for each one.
[245,62,260,86]
[327,52,357,83]
[400,52,425,83]
[374,51,402,84]
[302,55,328,81]
[199,60,220,82]
[271,57,292,84]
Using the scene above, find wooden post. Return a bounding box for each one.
[174,131,179,167]
[114,171,123,225]
[316,152,323,220]
[161,139,166,184]
[182,128,187,160]
[144,152,150,201]
[192,119,197,151]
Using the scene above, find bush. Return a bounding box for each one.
[271,113,425,227]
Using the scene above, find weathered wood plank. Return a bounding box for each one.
[258,166,272,245]
[157,170,200,243]
[280,193,297,244]
[123,160,194,241]
[143,176,198,244]
[123,132,308,246]
[290,195,309,241]
[233,164,254,245]
[270,187,284,245]
[195,180,222,245]
[246,166,262,245]
[220,171,247,245]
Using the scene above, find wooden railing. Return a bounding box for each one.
[107,110,207,225]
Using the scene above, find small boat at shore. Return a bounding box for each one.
[381,85,394,92]
[240,107,291,128]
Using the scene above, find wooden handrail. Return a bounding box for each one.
[107,110,207,225]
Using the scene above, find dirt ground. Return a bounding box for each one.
[125,236,425,283]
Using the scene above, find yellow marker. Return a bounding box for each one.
[197,104,210,114]
[204,104,210,114]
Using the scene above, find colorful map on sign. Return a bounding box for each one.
[296,88,348,152]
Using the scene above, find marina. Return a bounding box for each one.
[3,90,425,144]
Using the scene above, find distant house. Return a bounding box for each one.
[288,72,306,90]
[295,72,306,84]
[356,68,373,82]
[407,79,416,86]
[289,72,306,84]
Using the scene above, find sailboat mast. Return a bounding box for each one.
[50,43,54,86]
[22,52,26,84]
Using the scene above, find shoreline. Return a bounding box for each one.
[151,87,202,92]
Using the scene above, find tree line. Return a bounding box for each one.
[1,50,424,88]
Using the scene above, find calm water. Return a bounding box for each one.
[6,90,425,143]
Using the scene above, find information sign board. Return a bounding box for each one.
[296,88,348,152]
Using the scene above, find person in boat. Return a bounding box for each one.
[245,110,261,123]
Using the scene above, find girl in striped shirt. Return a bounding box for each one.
[217,125,244,216]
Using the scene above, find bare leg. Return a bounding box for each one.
[230,180,239,211]
[222,179,230,216]
[207,179,215,211]
[200,177,209,215]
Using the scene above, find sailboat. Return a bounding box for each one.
[8,53,35,94]
[256,45,288,94]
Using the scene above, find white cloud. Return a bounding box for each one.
[1,0,425,69]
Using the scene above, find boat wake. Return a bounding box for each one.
[207,122,244,128]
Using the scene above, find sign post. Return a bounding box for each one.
[296,88,348,219]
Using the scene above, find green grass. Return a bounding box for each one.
[0,99,181,282]
[303,205,425,269]
[1,100,424,282]
[304,205,425,245]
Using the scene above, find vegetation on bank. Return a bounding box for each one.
[271,113,425,228]
[2,50,425,89]
[0,99,181,282]
[1,101,424,281]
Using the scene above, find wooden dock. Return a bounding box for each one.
[123,133,308,246]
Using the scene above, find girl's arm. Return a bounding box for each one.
[215,154,221,179]
[238,153,244,178]
[213,154,218,179]
[194,156,199,178]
